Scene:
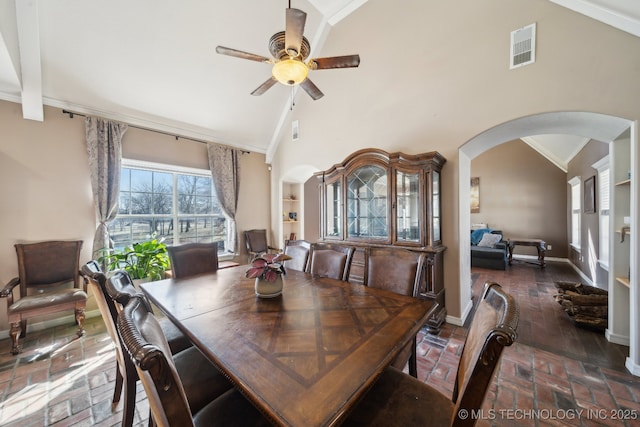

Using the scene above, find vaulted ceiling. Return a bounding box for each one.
[0,0,637,168]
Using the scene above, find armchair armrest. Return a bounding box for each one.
[79,270,89,293]
[0,277,20,305]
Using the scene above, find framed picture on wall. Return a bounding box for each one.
[584,175,596,213]
[470,177,480,213]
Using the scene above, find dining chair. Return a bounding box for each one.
[244,229,277,262]
[283,239,311,272]
[167,242,219,278]
[0,240,87,354]
[343,281,519,427]
[365,247,426,377]
[105,270,192,355]
[308,243,355,281]
[101,269,236,421]
[80,261,138,427]
[117,295,271,427]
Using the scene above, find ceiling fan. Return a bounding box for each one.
[215,2,360,100]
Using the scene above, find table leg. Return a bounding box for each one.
[537,244,546,268]
[508,241,514,265]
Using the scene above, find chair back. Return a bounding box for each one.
[15,240,83,297]
[366,247,425,296]
[80,261,132,378]
[167,243,218,278]
[244,229,269,256]
[452,282,519,426]
[309,243,355,281]
[105,270,151,312]
[283,240,311,272]
[117,295,194,427]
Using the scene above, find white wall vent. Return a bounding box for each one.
[292,120,299,141]
[510,23,536,69]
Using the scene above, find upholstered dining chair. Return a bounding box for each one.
[283,240,311,272]
[308,243,356,281]
[105,270,191,355]
[117,295,271,427]
[1,240,87,354]
[365,247,426,377]
[100,268,236,423]
[343,281,519,427]
[167,242,219,278]
[81,261,138,427]
[244,229,277,262]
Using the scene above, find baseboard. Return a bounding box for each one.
[0,309,101,340]
[566,260,595,286]
[446,299,473,327]
[605,328,630,346]
[625,357,640,376]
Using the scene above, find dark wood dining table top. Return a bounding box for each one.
[140,265,436,427]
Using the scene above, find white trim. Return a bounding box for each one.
[567,259,595,286]
[446,299,473,327]
[550,0,640,38]
[122,158,210,177]
[626,358,640,376]
[606,329,630,346]
[592,155,610,170]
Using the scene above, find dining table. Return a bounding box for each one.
[139,265,437,427]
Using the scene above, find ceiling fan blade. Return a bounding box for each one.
[300,78,324,100]
[285,8,307,57]
[251,77,278,96]
[216,46,271,63]
[309,55,361,70]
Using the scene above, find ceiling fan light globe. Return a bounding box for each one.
[272,59,308,86]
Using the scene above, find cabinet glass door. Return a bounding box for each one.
[432,171,441,243]
[396,171,420,242]
[347,165,388,239]
[325,179,342,238]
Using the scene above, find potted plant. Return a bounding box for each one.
[245,252,292,298]
[100,235,170,281]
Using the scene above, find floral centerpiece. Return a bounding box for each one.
[246,252,292,298]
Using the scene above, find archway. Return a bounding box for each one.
[458,111,639,375]
[278,164,320,248]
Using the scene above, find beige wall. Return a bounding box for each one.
[567,139,610,287]
[0,100,270,336]
[470,140,568,258]
[269,0,640,319]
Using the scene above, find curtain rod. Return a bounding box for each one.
[62,109,250,154]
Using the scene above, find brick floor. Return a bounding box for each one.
[0,262,639,426]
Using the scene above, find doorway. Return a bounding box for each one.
[458,111,638,375]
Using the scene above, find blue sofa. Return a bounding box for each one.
[470,229,508,270]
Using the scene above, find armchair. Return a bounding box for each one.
[1,240,87,354]
[244,229,277,262]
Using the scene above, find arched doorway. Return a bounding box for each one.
[458,111,639,375]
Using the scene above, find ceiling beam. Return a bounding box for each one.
[16,0,43,121]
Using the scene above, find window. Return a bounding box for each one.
[593,156,610,269]
[109,159,231,256]
[568,177,581,251]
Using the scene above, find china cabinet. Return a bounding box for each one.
[315,148,447,332]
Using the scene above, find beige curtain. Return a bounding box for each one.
[207,144,240,253]
[85,117,128,261]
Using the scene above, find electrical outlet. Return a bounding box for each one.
[547,244,552,250]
